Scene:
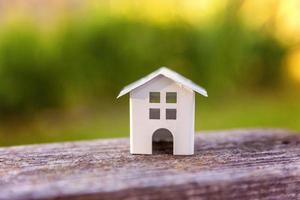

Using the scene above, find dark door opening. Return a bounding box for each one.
[152,128,173,154]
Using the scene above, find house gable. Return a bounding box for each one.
[117,67,207,98]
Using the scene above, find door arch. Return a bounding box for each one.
[152,128,174,154]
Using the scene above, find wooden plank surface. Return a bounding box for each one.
[0,129,300,200]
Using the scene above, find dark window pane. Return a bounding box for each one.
[166,92,177,103]
[166,109,176,120]
[150,108,160,119]
[150,92,160,103]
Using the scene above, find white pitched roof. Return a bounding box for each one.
[117,67,208,98]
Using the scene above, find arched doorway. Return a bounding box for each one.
[152,128,173,154]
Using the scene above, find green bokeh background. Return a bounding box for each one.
[0,0,299,146]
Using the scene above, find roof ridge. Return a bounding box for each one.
[117,67,208,98]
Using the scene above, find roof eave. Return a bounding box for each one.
[117,67,208,98]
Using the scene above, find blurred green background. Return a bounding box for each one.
[0,0,300,146]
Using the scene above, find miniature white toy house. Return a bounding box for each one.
[118,67,207,155]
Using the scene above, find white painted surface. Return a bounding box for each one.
[118,67,207,98]
[130,75,195,155]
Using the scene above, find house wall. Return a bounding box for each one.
[130,75,195,155]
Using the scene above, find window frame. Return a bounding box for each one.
[149,108,160,120]
[166,92,177,103]
[149,92,160,103]
[166,108,177,120]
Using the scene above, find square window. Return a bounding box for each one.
[149,92,160,103]
[166,92,177,103]
[149,108,160,119]
[166,109,176,120]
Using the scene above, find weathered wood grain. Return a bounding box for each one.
[0,129,300,200]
